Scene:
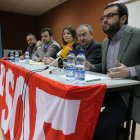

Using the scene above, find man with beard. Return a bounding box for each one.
[86,3,140,140]
[32,27,60,62]
[20,33,37,59]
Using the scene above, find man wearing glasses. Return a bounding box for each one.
[76,24,101,64]
[86,3,140,140]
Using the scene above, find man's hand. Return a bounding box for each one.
[32,55,40,62]
[43,57,58,66]
[36,40,44,49]
[20,55,24,60]
[85,60,92,71]
[108,63,130,78]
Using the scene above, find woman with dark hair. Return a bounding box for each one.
[43,26,79,67]
[62,26,77,46]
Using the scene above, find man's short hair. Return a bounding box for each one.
[105,3,128,24]
[77,24,93,35]
[41,27,53,36]
[26,33,36,39]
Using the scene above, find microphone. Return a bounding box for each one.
[48,57,60,66]
[47,57,61,74]
[48,45,73,73]
[44,56,60,70]
[59,46,73,60]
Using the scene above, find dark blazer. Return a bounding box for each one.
[94,25,140,124]
[76,40,102,64]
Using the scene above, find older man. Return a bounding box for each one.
[76,24,101,65]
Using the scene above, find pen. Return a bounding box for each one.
[86,79,101,82]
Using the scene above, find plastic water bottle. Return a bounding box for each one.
[10,50,15,62]
[75,51,86,85]
[66,51,76,81]
[25,51,30,64]
[15,51,19,62]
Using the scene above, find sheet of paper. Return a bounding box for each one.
[19,60,44,65]
[85,74,111,82]
[59,74,111,82]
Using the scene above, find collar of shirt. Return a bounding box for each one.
[27,44,36,52]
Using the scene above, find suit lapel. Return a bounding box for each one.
[85,40,94,58]
[117,26,133,62]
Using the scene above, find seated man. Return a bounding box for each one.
[42,25,101,67]
[20,33,37,59]
[86,3,140,140]
[32,27,60,62]
[42,26,79,66]
[76,24,102,65]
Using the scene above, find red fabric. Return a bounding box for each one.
[0,59,106,140]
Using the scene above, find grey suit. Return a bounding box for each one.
[94,25,140,124]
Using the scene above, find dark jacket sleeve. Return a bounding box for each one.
[45,44,60,58]
[85,40,102,65]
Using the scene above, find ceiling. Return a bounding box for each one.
[0,0,68,16]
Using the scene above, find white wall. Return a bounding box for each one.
[126,0,140,28]
[111,0,140,28]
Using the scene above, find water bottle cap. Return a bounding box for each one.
[78,50,84,54]
[69,50,75,54]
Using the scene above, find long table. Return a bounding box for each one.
[0,59,106,140]
[0,59,140,140]
[35,61,139,140]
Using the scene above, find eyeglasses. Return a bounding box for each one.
[100,13,120,21]
[77,32,89,38]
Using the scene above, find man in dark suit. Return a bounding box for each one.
[20,33,37,59]
[86,3,140,140]
[76,24,102,65]
[20,33,37,60]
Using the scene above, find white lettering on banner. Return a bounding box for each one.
[0,63,81,139]
[1,69,14,133]
[0,64,5,96]
[0,65,30,140]
[33,88,80,140]
[9,76,30,140]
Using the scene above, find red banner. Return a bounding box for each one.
[0,59,106,140]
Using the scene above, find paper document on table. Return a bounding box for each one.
[59,74,111,82]
[19,60,44,65]
[29,60,44,65]
[85,74,111,82]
